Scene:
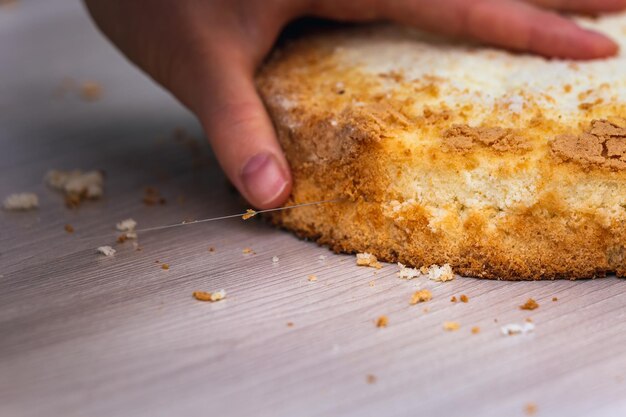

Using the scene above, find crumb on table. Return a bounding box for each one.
[471,326,480,334]
[443,321,460,331]
[428,264,455,282]
[376,315,388,328]
[64,224,74,233]
[524,402,538,416]
[96,246,116,257]
[307,274,317,282]
[356,253,382,269]
[397,262,421,279]
[520,298,539,311]
[116,218,137,232]
[80,81,103,101]
[161,263,170,270]
[410,289,432,305]
[3,193,39,211]
[460,294,469,303]
[366,374,377,384]
[501,322,535,336]
[193,289,226,302]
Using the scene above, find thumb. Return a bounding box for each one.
[192,52,292,209]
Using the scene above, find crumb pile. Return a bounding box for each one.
[45,169,104,208]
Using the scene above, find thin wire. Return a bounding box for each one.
[78,198,343,241]
[134,198,343,233]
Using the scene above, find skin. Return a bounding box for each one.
[85,0,626,209]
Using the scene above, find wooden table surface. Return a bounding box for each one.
[2,2,626,416]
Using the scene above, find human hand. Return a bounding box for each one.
[85,0,626,208]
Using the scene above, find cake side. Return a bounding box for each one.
[256,20,626,280]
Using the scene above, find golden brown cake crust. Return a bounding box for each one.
[256,26,626,280]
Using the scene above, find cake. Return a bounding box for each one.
[256,13,626,280]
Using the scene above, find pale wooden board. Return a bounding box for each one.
[2,2,626,417]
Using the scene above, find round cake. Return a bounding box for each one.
[256,13,626,280]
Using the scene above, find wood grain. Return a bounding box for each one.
[1,2,626,416]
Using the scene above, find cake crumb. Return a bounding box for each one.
[193,289,226,302]
[368,280,375,287]
[366,374,377,384]
[318,255,327,261]
[376,316,388,328]
[242,248,255,255]
[80,81,102,101]
[116,218,137,232]
[460,294,469,303]
[428,264,455,282]
[552,297,558,302]
[142,187,166,206]
[45,169,104,207]
[524,403,538,416]
[397,262,421,279]
[443,321,460,331]
[410,289,432,305]
[308,274,317,282]
[242,209,257,220]
[3,193,39,211]
[272,256,279,263]
[357,253,382,269]
[161,263,170,270]
[96,246,116,257]
[64,224,74,233]
[287,322,294,327]
[520,298,539,311]
[450,296,457,303]
[501,322,535,336]
[471,326,480,334]
[208,247,215,253]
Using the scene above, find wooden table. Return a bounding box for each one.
[2,2,626,416]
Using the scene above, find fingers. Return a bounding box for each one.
[306,0,619,59]
[451,0,619,59]
[523,0,626,13]
[191,50,292,209]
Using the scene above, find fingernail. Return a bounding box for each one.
[241,153,288,206]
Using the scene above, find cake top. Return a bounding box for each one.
[258,12,626,171]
